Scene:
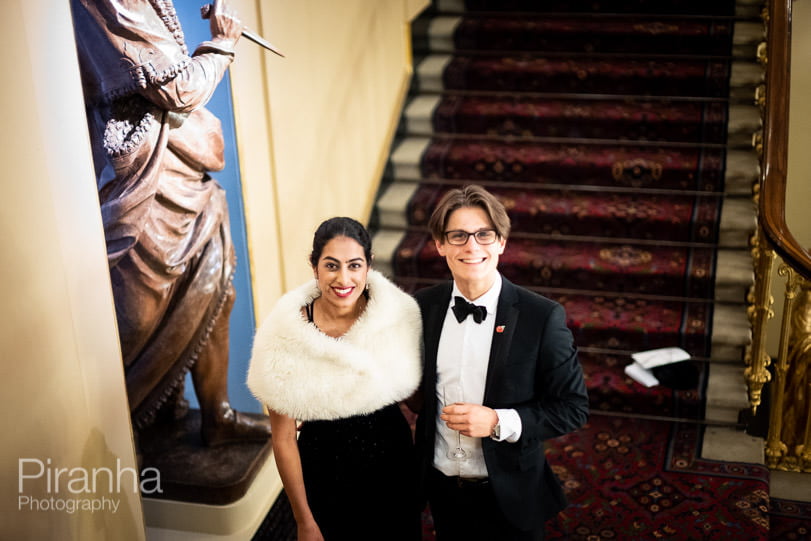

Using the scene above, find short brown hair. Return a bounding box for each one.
[427,185,511,242]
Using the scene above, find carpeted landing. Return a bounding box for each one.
[252,0,811,539]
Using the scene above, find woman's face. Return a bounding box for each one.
[313,235,370,308]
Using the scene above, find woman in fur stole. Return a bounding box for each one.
[247,217,422,541]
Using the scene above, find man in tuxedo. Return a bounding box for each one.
[414,185,589,541]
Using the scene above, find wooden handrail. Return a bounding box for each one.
[760,0,811,281]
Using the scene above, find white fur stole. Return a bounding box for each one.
[246,269,422,421]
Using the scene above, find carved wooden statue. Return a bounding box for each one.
[71,0,270,446]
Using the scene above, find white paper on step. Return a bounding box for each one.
[624,347,691,388]
[624,362,660,388]
[631,347,691,369]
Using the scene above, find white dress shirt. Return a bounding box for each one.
[433,274,522,478]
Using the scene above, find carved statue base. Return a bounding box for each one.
[138,409,272,505]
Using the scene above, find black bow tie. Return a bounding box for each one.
[452,296,487,324]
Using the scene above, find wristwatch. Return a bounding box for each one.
[490,421,501,441]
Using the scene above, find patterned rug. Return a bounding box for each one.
[768,498,811,541]
[544,414,770,540]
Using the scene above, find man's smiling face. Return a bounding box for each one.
[435,206,506,299]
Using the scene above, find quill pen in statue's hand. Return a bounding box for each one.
[200,3,285,57]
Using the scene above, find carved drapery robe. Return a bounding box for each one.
[72,0,238,427]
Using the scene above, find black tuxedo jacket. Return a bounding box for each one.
[414,276,589,531]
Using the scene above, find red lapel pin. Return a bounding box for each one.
[496,325,505,333]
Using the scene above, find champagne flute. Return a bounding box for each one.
[442,383,468,460]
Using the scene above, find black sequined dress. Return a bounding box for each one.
[297,303,420,541]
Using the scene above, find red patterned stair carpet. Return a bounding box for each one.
[379,0,781,539]
[392,0,739,410]
[433,95,729,143]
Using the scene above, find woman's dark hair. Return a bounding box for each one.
[309,217,373,267]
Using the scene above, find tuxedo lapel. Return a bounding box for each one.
[418,282,452,452]
[483,278,520,404]
[423,282,452,374]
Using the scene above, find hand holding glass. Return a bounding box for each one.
[442,384,468,460]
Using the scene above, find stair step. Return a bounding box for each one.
[377,181,421,230]
[732,21,764,58]
[391,135,727,192]
[535,290,716,356]
[395,182,724,244]
[405,95,761,147]
[379,179,754,250]
[415,53,734,97]
[727,103,761,147]
[389,134,758,205]
[372,228,751,361]
[705,362,753,422]
[372,229,409,277]
[701,426,764,463]
[393,229,717,298]
[376,186,754,296]
[403,95,441,134]
[710,302,751,361]
[418,15,736,56]
[724,149,759,195]
[415,53,761,101]
[715,248,755,302]
[392,279,716,357]
[390,136,430,180]
[728,61,764,100]
[435,0,741,16]
[405,93,730,143]
[579,351,705,419]
[417,17,762,57]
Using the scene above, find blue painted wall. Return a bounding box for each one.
[176,4,261,413]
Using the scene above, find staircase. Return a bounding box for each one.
[368,0,780,536]
[374,0,763,417]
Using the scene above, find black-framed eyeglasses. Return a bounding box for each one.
[443,229,498,246]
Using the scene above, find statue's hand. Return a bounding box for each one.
[209,0,242,49]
